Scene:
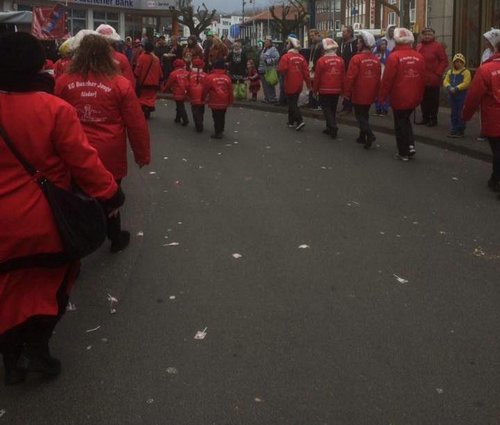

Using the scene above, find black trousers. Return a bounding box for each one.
[0,268,71,369]
[420,86,441,122]
[107,178,123,241]
[287,93,302,125]
[175,101,188,124]
[353,104,374,138]
[211,109,226,134]
[489,137,500,182]
[191,104,205,132]
[393,109,415,156]
[319,94,340,130]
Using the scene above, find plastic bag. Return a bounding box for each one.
[234,82,247,100]
[264,68,279,86]
[298,88,309,107]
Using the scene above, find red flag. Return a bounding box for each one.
[31,4,70,40]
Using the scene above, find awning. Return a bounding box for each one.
[0,11,33,25]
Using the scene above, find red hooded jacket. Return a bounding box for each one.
[379,44,426,110]
[135,52,162,88]
[416,40,448,87]
[202,69,233,110]
[462,54,500,137]
[188,68,207,105]
[54,57,72,80]
[164,67,190,101]
[114,50,135,86]
[0,91,119,334]
[55,73,150,180]
[313,53,345,95]
[278,51,311,95]
[344,51,381,105]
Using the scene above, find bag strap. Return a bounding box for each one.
[0,125,38,176]
[139,55,155,87]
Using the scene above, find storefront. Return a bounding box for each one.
[13,0,175,39]
[454,0,500,67]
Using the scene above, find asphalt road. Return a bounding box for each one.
[1,102,499,425]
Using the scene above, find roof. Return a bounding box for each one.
[241,6,298,25]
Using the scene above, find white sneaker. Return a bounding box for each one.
[295,122,305,131]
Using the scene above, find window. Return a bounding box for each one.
[94,11,120,33]
[388,0,397,4]
[68,9,87,36]
[409,8,416,23]
[388,11,396,25]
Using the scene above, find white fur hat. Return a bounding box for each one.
[287,36,300,49]
[95,24,121,41]
[358,30,375,47]
[394,27,415,45]
[70,29,98,50]
[483,28,500,48]
[322,38,338,50]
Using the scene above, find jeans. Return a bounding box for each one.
[393,109,415,156]
[260,73,277,103]
[489,137,500,183]
[287,93,303,125]
[211,109,226,134]
[319,94,340,130]
[448,91,466,133]
[420,86,441,122]
[191,104,205,132]
[353,104,374,138]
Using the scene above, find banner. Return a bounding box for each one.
[31,4,70,40]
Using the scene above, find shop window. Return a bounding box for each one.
[68,9,87,36]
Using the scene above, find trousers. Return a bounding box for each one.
[287,93,303,125]
[420,85,441,122]
[191,104,205,132]
[211,109,226,134]
[353,104,374,138]
[489,138,500,183]
[393,109,415,156]
[175,101,188,124]
[319,94,340,130]
[448,92,466,133]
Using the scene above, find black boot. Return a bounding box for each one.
[18,343,61,378]
[3,352,26,385]
[364,133,376,149]
[110,230,130,253]
[330,127,338,139]
[356,131,366,144]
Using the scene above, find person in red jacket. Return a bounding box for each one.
[135,42,162,120]
[55,34,150,252]
[463,30,500,195]
[163,59,190,126]
[344,31,381,149]
[95,24,136,87]
[313,38,345,138]
[380,27,425,161]
[278,35,311,131]
[202,59,233,139]
[0,32,124,385]
[53,38,72,80]
[416,27,448,127]
[187,58,207,132]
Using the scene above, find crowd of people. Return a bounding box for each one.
[0,23,499,387]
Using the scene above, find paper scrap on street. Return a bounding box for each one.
[146,398,154,404]
[232,253,243,259]
[137,231,144,237]
[85,326,101,333]
[149,171,156,175]
[452,177,459,181]
[0,409,6,419]
[436,388,444,394]
[298,244,310,249]
[66,302,77,312]
[393,274,409,284]
[107,294,118,314]
[169,295,176,300]
[166,367,178,375]
[254,398,263,402]
[163,242,180,246]
[86,345,92,350]
[194,327,208,340]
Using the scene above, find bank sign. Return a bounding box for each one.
[69,0,174,10]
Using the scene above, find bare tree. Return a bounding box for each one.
[269,0,308,41]
[171,0,217,39]
[374,0,411,29]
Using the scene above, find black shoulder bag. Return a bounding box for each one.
[0,125,107,265]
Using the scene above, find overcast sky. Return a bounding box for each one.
[193,0,274,15]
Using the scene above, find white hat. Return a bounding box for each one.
[287,36,300,49]
[95,24,121,41]
[358,30,375,47]
[70,29,98,50]
[322,38,338,50]
[393,27,415,45]
[483,28,500,48]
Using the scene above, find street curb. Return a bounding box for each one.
[157,94,491,163]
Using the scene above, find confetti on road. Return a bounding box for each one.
[166,367,178,375]
[393,274,409,284]
[379,232,385,235]
[298,244,310,249]
[137,231,144,237]
[66,302,77,312]
[232,253,243,259]
[413,221,419,225]
[169,295,176,300]
[194,327,208,340]
[0,409,6,419]
[254,398,263,403]
[146,398,155,404]
[163,242,180,246]
[85,326,101,333]
[107,294,118,314]
[473,247,485,257]
[452,177,459,181]
[86,345,92,351]
[163,156,168,159]
[439,231,446,235]
[149,171,156,175]
[436,388,444,394]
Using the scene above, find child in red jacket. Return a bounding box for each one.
[163,59,190,125]
[188,58,207,132]
[246,59,260,101]
[202,59,233,139]
[345,30,381,149]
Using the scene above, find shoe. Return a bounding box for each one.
[364,134,376,149]
[110,230,130,253]
[487,178,500,192]
[356,132,366,144]
[18,345,61,378]
[322,128,330,135]
[295,122,305,131]
[415,119,429,125]
[174,118,181,124]
[182,121,189,127]
[3,353,26,385]
[455,131,464,138]
[287,123,295,128]
[394,153,409,161]
[447,132,457,138]
[210,133,223,139]
[195,126,203,133]
[330,127,338,139]
[408,145,416,157]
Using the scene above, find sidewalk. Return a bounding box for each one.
[157,93,490,162]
